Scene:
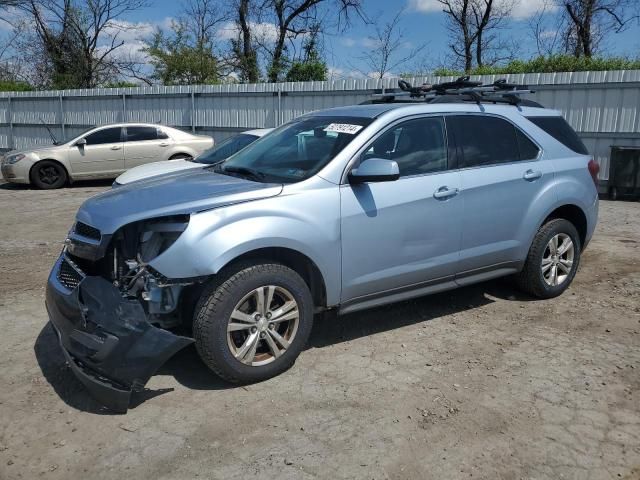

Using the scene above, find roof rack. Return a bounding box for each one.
[364,77,543,108]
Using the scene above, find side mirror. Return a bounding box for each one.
[349,158,400,184]
[75,138,87,147]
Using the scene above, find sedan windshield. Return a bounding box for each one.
[194,133,259,164]
[213,116,371,183]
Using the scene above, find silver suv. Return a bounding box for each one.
[46,81,599,411]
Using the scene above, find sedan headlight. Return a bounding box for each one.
[3,153,26,165]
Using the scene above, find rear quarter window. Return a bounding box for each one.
[527,116,588,155]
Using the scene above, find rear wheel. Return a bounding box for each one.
[30,160,67,189]
[193,263,314,383]
[516,219,581,299]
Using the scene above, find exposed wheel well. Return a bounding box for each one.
[221,247,327,309]
[543,205,587,249]
[29,159,69,183]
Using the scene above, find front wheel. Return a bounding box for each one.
[516,219,581,299]
[193,263,314,383]
[30,160,67,189]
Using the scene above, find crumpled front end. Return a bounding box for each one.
[45,217,199,412]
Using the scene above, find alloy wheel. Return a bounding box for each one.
[227,285,300,367]
[541,233,575,287]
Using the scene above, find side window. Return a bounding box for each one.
[84,127,122,145]
[364,117,447,177]
[526,116,588,155]
[157,128,169,139]
[515,129,540,160]
[447,115,519,168]
[126,126,161,142]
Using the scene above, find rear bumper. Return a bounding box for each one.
[45,255,193,412]
[583,194,599,250]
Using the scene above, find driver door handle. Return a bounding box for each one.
[523,169,542,181]
[433,186,459,200]
[110,145,122,151]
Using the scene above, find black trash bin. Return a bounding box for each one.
[608,146,640,200]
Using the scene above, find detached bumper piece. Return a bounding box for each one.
[46,258,193,412]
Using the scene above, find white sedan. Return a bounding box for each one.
[113,129,272,186]
[1,123,214,189]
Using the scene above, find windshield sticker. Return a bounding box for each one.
[324,123,363,135]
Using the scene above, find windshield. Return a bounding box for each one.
[194,133,259,164]
[212,116,372,183]
[58,126,97,145]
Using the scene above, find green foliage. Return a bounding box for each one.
[433,55,640,76]
[0,80,34,92]
[285,57,328,82]
[102,81,139,88]
[145,23,220,85]
[284,32,327,82]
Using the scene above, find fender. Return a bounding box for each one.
[149,182,342,306]
[524,173,596,252]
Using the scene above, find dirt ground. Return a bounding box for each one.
[0,180,638,480]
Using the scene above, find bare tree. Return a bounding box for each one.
[563,0,639,57]
[18,0,148,88]
[183,0,228,47]
[356,10,426,79]
[529,0,569,56]
[260,0,365,82]
[437,0,513,72]
[230,0,260,82]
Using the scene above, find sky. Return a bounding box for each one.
[2,0,640,81]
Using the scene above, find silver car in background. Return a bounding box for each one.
[113,129,272,186]
[1,123,213,189]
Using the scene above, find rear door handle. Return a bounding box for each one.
[433,186,459,199]
[110,145,122,151]
[159,142,170,147]
[523,169,542,181]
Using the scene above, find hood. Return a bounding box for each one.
[115,159,202,185]
[5,144,61,158]
[76,167,283,234]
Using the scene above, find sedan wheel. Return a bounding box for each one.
[30,160,68,189]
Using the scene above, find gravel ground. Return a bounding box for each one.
[0,180,638,480]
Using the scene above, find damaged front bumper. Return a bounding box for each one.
[45,255,193,413]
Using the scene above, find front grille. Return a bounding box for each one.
[74,221,101,241]
[58,258,84,290]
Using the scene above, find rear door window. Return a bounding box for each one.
[446,115,519,168]
[126,126,163,142]
[526,116,588,155]
[84,127,122,145]
[515,129,541,160]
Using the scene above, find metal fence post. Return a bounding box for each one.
[122,93,127,122]
[8,96,14,150]
[191,90,196,133]
[277,88,282,127]
[59,93,65,141]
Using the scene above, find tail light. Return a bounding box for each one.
[587,158,600,187]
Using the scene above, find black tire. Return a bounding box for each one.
[169,153,193,160]
[516,218,581,299]
[193,263,314,384]
[30,160,67,189]
[609,186,618,201]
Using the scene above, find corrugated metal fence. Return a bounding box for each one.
[2,70,640,181]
